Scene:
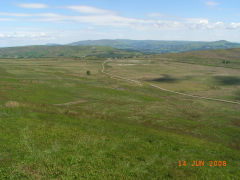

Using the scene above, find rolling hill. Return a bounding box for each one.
[0,45,140,59]
[0,49,240,178]
[1,40,239,59]
[69,39,240,54]
[155,48,240,68]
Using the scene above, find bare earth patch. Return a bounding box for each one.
[116,64,136,66]
[54,100,88,106]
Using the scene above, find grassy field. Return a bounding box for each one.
[157,48,240,69]
[0,56,240,179]
[107,58,240,101]
[0,46,139,59]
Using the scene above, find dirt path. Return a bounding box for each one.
[102,60,240,105]
[102,60,142,86]
[54,100,88,106]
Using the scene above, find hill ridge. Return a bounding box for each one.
[68,39,240,54]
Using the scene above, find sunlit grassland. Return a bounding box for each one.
[107,59,240,101]
[0,58,239,179]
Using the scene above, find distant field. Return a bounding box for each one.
[0,46,139,59]
[107,58,240,101]
[0,57,239,179]
[156,48,240,69]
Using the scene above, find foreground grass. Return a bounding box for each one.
[0,58,239,179]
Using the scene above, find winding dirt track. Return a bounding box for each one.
[102,60,240,105]
[102,60,142,86]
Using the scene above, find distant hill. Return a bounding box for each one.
[156,48,240,68]
[45,43,61,46]
[162,48,240,60]
[69,39,240,54]
[1,40,240,59]
[0,45,140,59]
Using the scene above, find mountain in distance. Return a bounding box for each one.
[1,40,240,59]
[45,43,61,46]
[68,39,240,54]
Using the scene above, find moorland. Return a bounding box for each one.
[0,45,239,179]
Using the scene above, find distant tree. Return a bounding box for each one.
[86,70,91,75]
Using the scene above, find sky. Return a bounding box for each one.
[0,0,240,47]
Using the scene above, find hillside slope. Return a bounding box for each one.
[163,48,240,59]
[0,45,139,59]
[154,48,240,68]
[69,39,240,54]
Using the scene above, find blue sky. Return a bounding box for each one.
[0,0,240,47]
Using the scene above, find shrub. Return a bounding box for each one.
[222,60,230,64]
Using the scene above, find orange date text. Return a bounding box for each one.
[178,160,226,167]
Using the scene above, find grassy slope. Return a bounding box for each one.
[0,58,239,179]
[0,46,139,59]
[156,48,240,68]
[106,59,240,102]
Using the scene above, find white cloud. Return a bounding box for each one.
[0,12,31,17]
[72,15,153,26]
[0,6,237,32]
[0,11,229,31]
[185,18,224,29]
[205,1,219,7]
[17,3,48,9]
[0,31,48,38]
[148,13,164,18]
[10,12,154,27]
[187,18,209,24]
[0,17,13,21]
[186,18,209,29]
[0,4,229,31]
[151,20,182,29]
[229,22,240,29]
[66,5,114,15]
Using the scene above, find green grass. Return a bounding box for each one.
[106,59,240,101]
[0,46,139,59]
[155,48,240,69]
[0,57,239,179]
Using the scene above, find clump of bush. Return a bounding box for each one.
[86,70,91,75]
[222,60,230,64]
